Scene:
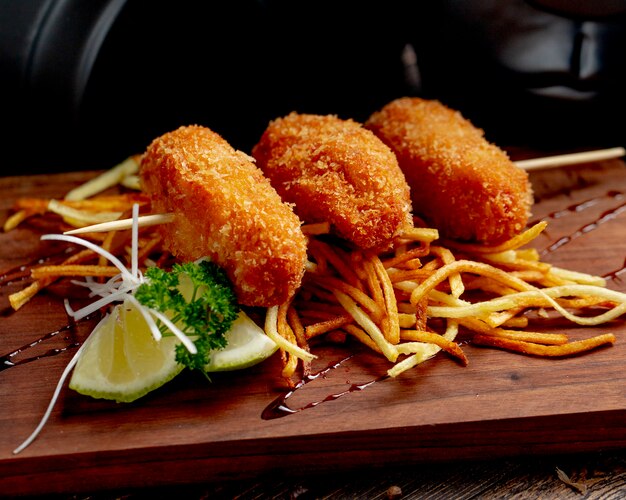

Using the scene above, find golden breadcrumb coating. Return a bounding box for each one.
[252,112,413,250]
[140,125,307,307]
[365,97,533,244]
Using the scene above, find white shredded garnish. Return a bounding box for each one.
[131,204,139,279]
[63,298,76,317]
[70,288,135,320]
[40,230,143,321]
[70,275,124,297]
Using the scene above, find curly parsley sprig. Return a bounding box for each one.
[134,260,240,371]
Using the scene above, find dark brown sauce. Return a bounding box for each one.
[0,244,98,371]
[602,257,626,282]
[262,355,388,420]
[540,199,626,256]
[0,314,95,372]
[0,324,75,372]
[0,246,80,286]
[0,265,31,286]
[530,190,625,227]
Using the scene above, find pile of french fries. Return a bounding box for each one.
[272,220,618,381]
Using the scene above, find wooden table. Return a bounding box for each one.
[1,156,625,498]
[20,449,625,498]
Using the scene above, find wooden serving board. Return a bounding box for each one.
[1,160,626,496]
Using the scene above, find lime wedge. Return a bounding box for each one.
[69,299,277,402]
[69,297,184,403]
[204,312,278,372]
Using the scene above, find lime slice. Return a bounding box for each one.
[204,312,278,372]
[69,297,184,403]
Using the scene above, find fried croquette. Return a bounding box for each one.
[252,112,413,250]
[140,125,308,307]
[365,97,533,244]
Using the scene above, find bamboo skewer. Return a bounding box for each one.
[514,147,625,171]
[62,148,625,235]
[63,213,174,235]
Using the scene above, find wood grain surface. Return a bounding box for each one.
[1,159,626,497]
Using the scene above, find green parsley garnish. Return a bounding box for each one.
[134,260,240,371]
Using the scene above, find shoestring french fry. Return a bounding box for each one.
[277,302,300,380]
[31,265,122,280]
[430,246,464,298]
[445,221,548,254]
[472,333,616,356]
[371,255,400,344]
[3,210,34,232]
[308,238,362,288]
[304,314,354,339]
[9,280,52,311]
[398,330,468,365]
[264,306,316,365]
[343,324,384,353]
[387,321,460,378]
[427,285,626,326]
[64,156,140,201]
[382,244,429,269]
[457,317,569,345]
[286,306,312,376]
[409,260,536,307]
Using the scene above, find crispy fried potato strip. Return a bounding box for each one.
[9,280,51,310]
[472,333,615,356]
[445,221,548,254]
[31,265,121,279]
[399,329,468,365]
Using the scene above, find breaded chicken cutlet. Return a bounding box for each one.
[140,125,308,307]
[366,97,533,244]
[252,112,413,250]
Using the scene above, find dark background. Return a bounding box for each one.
[1,0,625,174]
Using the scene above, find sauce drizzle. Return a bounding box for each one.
[0,314,95,372]
[540,200,626,256]
[262,355,388,420]
[602,257,626,282]
[0,246,80,286]
[530,191,624,227]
